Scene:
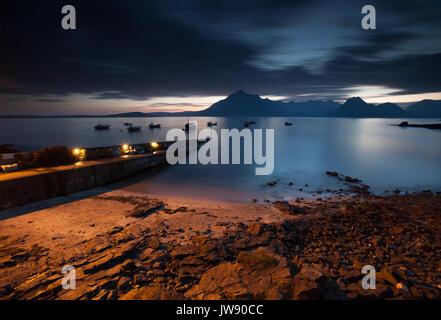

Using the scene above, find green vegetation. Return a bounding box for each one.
[33,145,77,167]
[0,144,18,154]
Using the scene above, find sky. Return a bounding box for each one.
[0,0,440,115]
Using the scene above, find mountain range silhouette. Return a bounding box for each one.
[195,90,441,118]
[2,90,441,118]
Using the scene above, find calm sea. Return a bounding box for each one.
[1,117,441,201]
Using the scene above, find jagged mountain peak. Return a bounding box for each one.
[344,97,368,105]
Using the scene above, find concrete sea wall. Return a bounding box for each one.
[0,151,167,211]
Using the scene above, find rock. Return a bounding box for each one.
[247,223,263,236]
[236,251,278,271]
[339,265,361,283]
[272,201,307,215]
[373,283,394,299]
[117,276,131,291]
[396,283,409,292]
[134,273,148,285]
[265,287,285,300]
[293,265,345,299]
[185,253,290,299]
[126,199,165,217]
[119,285,183,300]
[0,258,16,268]
[120,259,136,272]
[409,283,441,299]
[151,269,165,276]
[3,191,441,301]
[146,236,161,249]
[95,279,118,291]
[92,290,110,300]
[344,283,377,300]
[170,246,199,259]
[108,226,124,235]
[84,254,117,274]
[377,268,400,286]
[0,285,13,297]
[152,261,164,269]
[184,263,244,299]
[345,176,362,183]
[186,255,292,299]
[326,171,339,177]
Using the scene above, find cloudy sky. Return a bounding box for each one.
[1,0,440,115]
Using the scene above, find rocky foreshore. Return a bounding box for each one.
[0,191,440,300]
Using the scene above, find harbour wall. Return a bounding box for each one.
[0,151,167,211]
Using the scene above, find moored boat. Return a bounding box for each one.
[149,122,161,129]
[127,125,141,132]
[207,121,217,127]
[397,121,441,129]
[94,124,111,130]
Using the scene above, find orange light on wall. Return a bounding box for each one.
[122,144,129,151]
[73,148,80,156]
[150,142,159,148]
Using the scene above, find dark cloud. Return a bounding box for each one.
[149,103,206,108]
[337,31,419,58]
[35,98,66,103]
[0,0,440,114]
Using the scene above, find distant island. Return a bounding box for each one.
[2,90,441,118]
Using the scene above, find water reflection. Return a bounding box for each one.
[1,117,441,201]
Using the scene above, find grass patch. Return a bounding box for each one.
[237,251,278,270]
[0,144,18,154]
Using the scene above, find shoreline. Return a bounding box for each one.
[0,187,440,300]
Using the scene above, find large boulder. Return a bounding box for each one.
[292,265,345,299]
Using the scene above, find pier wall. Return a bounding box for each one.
[0,151,167,210]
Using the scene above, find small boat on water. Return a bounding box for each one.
[124,122,132,126]
[244,121,256,127]
[207,121,217,127]
[398,121,441,129]
[149,122,161,129]
[127,125,141,132]
[285,122,293,126]
[94,124,111,130]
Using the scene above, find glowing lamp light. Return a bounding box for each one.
[122,144,129,151]
[73,148,80,156]
[150,142,159,149]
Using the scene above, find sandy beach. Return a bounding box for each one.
[0,186,440,300]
